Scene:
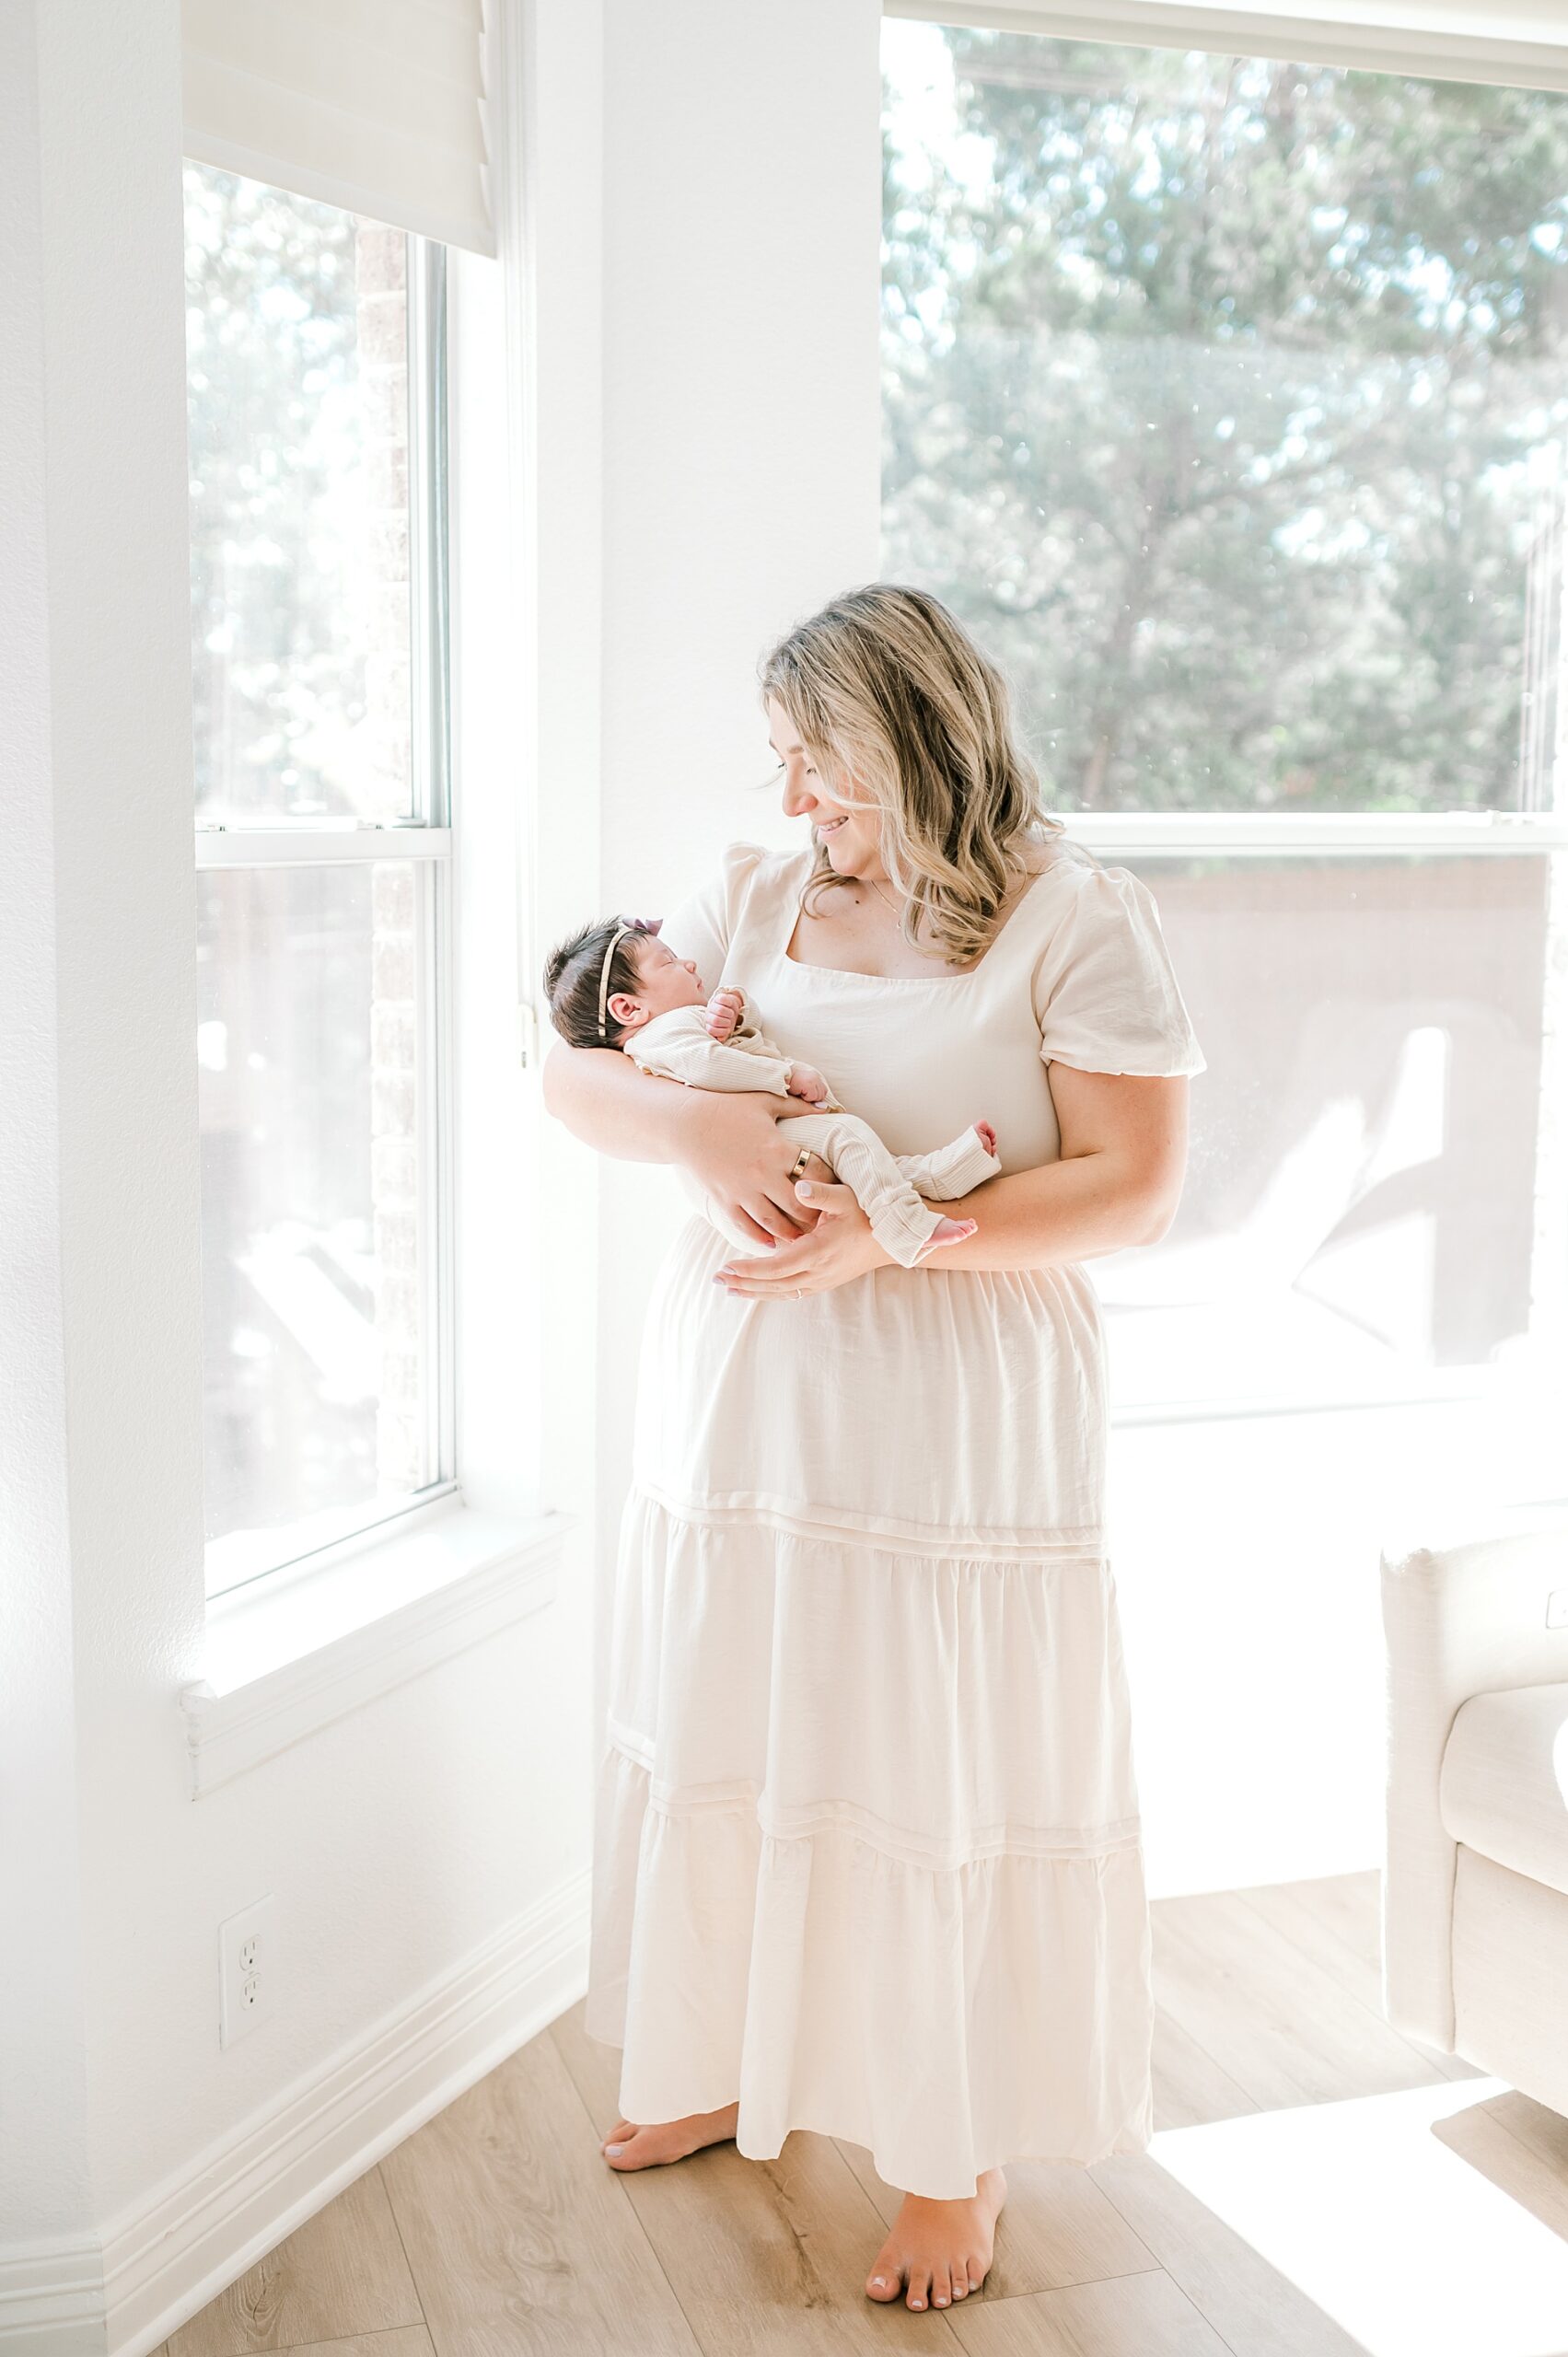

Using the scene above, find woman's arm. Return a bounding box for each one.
[906,1065,1189,1271]
[540,1039,832,1243]
[540,1039,696,1164]
[712,1067,1190,1292]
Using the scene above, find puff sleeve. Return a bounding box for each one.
[653,839,771,992]
[1031,861,1206,1078]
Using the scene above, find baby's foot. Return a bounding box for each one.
[975,1120,998,1157]
[601,2099,739,2170]
[912,1215,977,1264]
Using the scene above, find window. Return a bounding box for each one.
[883,23,1568,816]
[881,23,1568,1508]
[187,166,455,1599]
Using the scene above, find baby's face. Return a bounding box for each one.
[621,932,708,1027]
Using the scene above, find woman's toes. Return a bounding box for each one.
[865,2263,902,2304]
[601,2119,663,2166]
[906,2269,931,2311]
[929,2263,953,2308]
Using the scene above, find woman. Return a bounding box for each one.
[541,585,1205,2315]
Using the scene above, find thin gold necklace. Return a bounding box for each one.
[864,868,964,971]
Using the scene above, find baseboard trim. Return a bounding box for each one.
[0,1867,590,2357]
[0,2236,107,2357]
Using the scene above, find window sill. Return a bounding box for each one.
[180,1503,575,1796]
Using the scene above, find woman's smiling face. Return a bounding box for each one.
[765,694,885,882]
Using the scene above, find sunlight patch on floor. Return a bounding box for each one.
[1149,2076,1568,2357]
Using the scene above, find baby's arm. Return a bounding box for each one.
[625,1006,795,1097]
[716,992,839,1104]
[693,993,839,1109]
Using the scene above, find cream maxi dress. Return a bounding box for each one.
[584,831,1207,2200]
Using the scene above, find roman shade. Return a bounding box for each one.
[182,0,494,254]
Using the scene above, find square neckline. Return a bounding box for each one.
[773,842,1074,987]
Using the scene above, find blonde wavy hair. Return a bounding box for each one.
[759,583,1066,967]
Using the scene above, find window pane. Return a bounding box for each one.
[1096,851,1567,1476]
[185,166,414,823]
[197,863,434,1584]
[882,26,1568,814]
[1096,850,1567,1887]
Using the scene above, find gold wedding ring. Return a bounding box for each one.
[789,1146,812,1180]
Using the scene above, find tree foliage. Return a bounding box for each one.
[185,167,385,820]
[882,31,1568,810]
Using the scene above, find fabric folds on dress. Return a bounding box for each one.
[586,1470,1156,2199]
[584,836,1204,2197]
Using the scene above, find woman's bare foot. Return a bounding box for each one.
[865,2167,1007,2310]
[600,2099,739,2170]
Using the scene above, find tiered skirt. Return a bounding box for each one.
[583,1213,1156,2200]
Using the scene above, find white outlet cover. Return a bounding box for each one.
[219,1893,276,2049]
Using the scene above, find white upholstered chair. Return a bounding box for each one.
[1381,1515,1568,2111]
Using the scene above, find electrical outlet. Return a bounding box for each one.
[219,1895,276,2048]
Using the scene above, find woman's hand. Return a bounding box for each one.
[681,1089,838,1247]
[712,1179,897,1296]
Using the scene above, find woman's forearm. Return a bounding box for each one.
[913,1149,1173,1273]
[540,1039,696,1164]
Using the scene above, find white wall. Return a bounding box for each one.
[0,0,103,2283]
[593,0,885,1677]
[16,0,1533,2339]
[0,0,603,2337]
[0,0,882,2346]
[3,0,206,2283]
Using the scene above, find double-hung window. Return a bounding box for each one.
[881,17,1568,1521]
[187,168,455,1601]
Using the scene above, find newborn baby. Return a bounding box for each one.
[543,914,1003,1267]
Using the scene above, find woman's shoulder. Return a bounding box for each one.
[714,837,810,921]
[663,836,796,916]
[1016,832,1166,932]
[1023,830,1205,1074]
[1016,828,1110,881]
[657,837,807,968]
[717,837,807,883]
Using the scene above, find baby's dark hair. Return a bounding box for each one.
[542,915,659,1050]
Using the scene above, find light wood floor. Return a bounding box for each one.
[154,1871,1568,2357]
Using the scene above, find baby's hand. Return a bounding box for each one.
[785,1062,829,1104]
[705,987,746,1042]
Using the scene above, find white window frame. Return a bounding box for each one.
[888,2,1568,99]
[180,169,573,1790]
[192,223,459,1600]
